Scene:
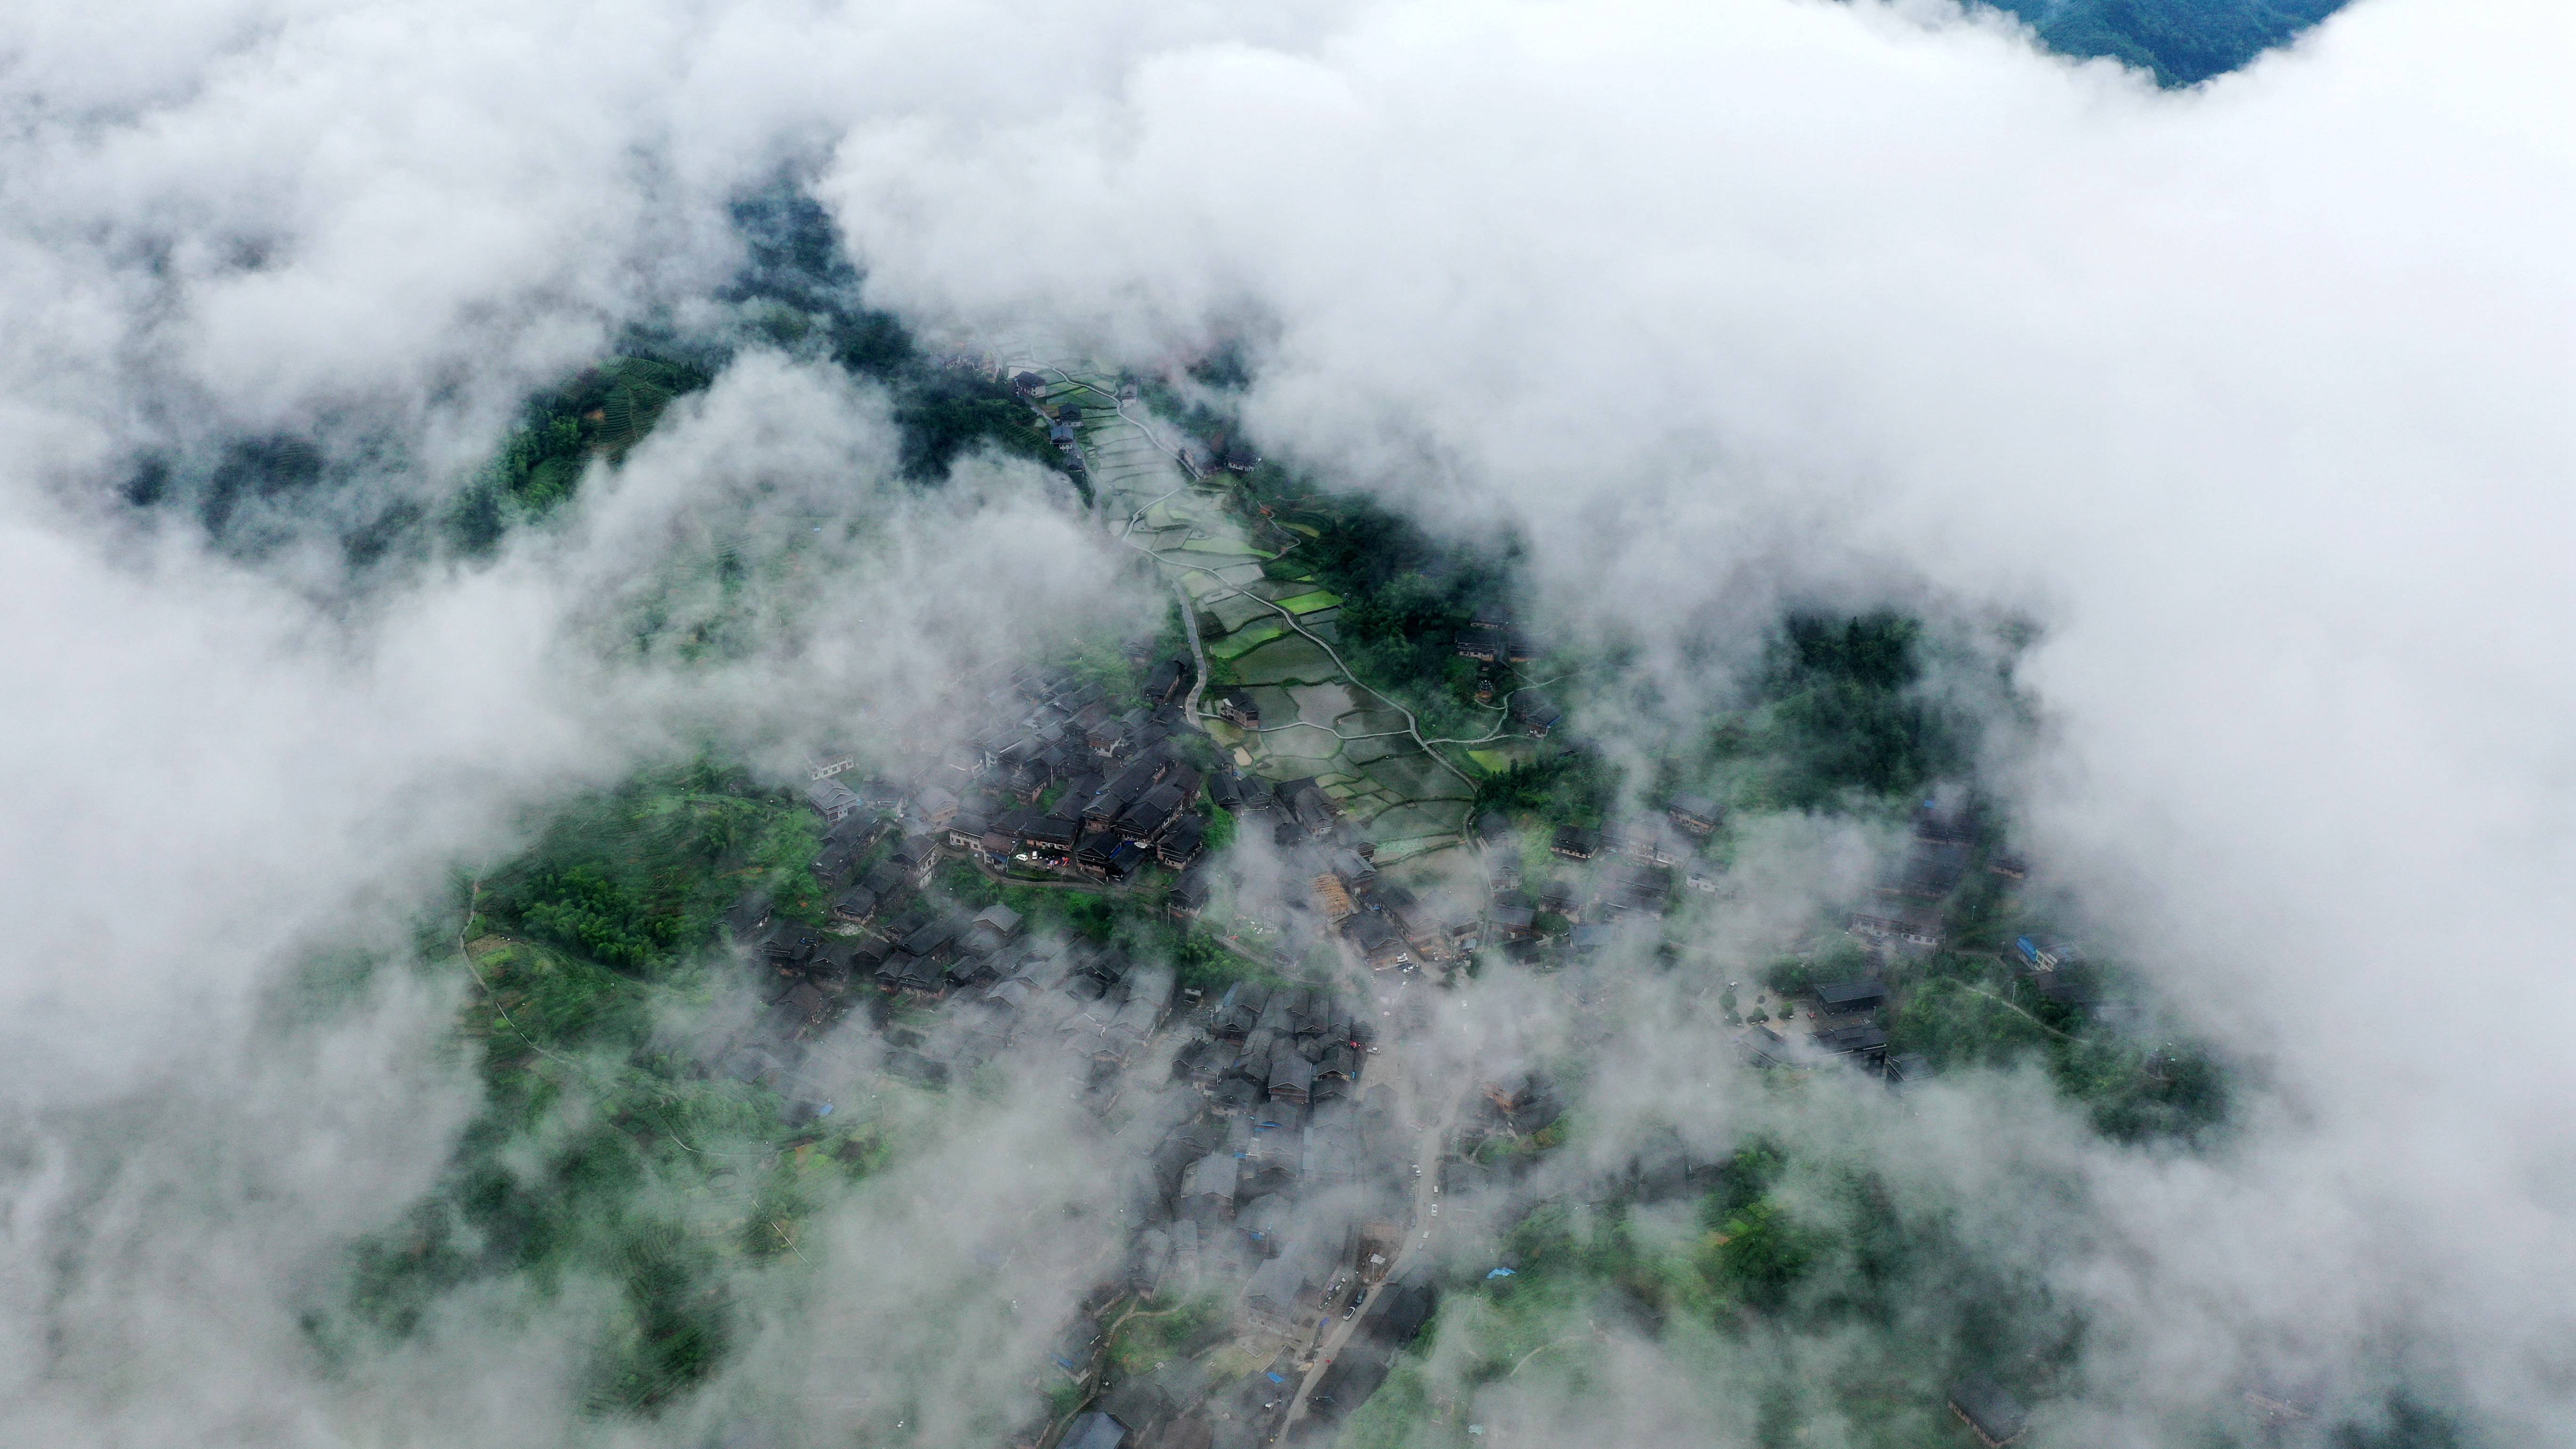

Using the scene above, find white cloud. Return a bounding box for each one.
[0,0,2567,1441]
[816,0,2576,1433]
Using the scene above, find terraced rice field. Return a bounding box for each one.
[1205,620,1288,660]
[1225,636,1337,685]
[1020,360,1474,858]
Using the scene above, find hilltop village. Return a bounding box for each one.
[702,620,2098,1449]
[713,653,1456,1449]
[445,351,2196,1449]
[631,355,2179,1449]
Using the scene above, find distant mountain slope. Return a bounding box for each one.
[1986,0,2350,85]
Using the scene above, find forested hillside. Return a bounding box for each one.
[1987,0,2348,85]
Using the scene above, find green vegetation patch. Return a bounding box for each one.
[892,371,1068,483]
[1365,801,1471,842]
[1361,752,1477,802]
[1226,636,1339,686]
[1981,0,2345,89]
[1886,950,2227,1143]
[1278,589,1343,614]
[1106,1293,1232,1377]
[1733,613,1969,810]
[449,355,713,547]
[1203,592,1277,634]
[1205,619,1289,661]
[329,761,866,1420]
[480,759,825,950]
[1474,749,1620,830]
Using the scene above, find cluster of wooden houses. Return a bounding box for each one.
[1450,614,1540,667]
[929,941,1180,1085]
[1169,827,1481,978]
[1469,794,1728,957]
[1845,797,2109,1022]
[1317,851,1469,973]
[1133,982,1409,1344]
[697,656,1235,1093]
[804,657,1218,896]
[757,655,2060,1442]
[1732,974,1922,1083]
[1847,796,1981,947]
[734,884,1183,1094]
[1729,796,2043,1081]
[1181,425,1260,476]
[1172,982,1374,1114]
[1010,371,1094,481]
[1446,611,1566,735]
[1162,762,1493,976]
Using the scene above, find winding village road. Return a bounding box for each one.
[1274,1022,1463,1442]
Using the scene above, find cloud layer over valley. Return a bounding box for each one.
[824,4,2573,1431]
[0,0,2565,1445]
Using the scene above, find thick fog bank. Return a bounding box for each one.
[0,0,2566,1444]
[825,2,2572,1431]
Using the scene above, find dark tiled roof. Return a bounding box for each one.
[1947,1376,2027,1444]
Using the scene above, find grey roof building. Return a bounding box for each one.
[1947,1376,2028,1447]
[1667,793,1723,834]
[1063,1410,1128,1449]
[804,778,863,823]
[1267,1047,1317,1105]
[1813,979,1887,1015]
[1182,1151,1241,1214]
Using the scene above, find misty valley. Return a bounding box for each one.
[4,3,2556,1449]
[289,337,2270,1449]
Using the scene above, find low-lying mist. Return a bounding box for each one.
[0,1,2566,1447]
